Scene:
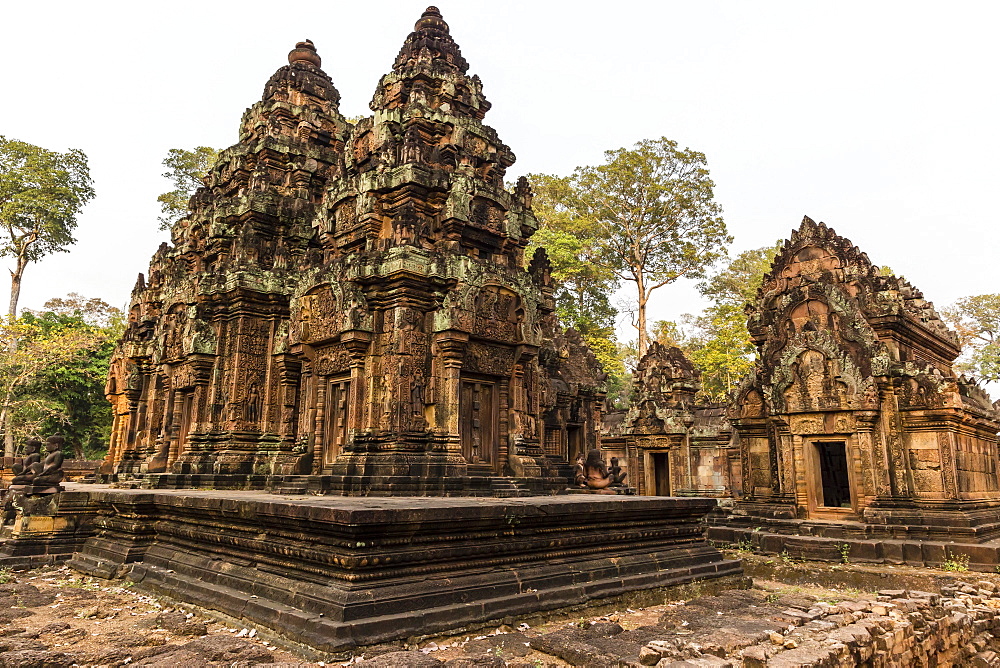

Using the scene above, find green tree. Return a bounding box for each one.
[654,242,782,402]
[24,294,124,459]
[698,241,784,307]
[570,137,730,357]
[943,294,1000,382]
[157,146,219,231]
[526,173,619,338]
[525,174,627,405]
[0,137,95,317]
[0,311,108,457]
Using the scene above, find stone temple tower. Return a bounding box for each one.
[104,8,607,495]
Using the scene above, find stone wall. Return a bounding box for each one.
[739,585,1000,667]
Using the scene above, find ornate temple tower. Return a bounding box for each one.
[104,8,606,494]
[727,217,1000,531]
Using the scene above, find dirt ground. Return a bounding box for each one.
[1,552,998,667]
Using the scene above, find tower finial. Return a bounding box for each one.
[288,40,321,67]
[415,6,449,33]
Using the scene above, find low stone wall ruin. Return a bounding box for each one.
[629,584,1000,667]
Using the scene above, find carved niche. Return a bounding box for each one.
[470,197,505,233]
[783,349,852,413]
[472,285,522,342]
[297,284,344,343]
[162,304,189,361]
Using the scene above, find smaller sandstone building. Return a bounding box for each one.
[602,343,737,498]
[103,8,605,494]
[631,216,1000,550]
[729,217,1000,533]
[611,217,1000,557]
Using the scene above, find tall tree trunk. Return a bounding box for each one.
[636,273,648,359]
[0,403,9,459]
[4,252,28,456]
[8,252,27,319]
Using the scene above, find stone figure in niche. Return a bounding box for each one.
[402,124,423,164]
[608,457,627,487]
[573,452,587,487]
[10,439,42,487]
[392,204,418,245]
[583,449,615,490]
[246,382,262,423]
[410,378,425,414]
[407,378,428,431]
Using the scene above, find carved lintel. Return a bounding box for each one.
[514,343,539,362]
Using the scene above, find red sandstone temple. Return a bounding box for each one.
[102,8,606,494]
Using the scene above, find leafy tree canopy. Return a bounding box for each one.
[943,294,1000,382]
[522,174,626,404]
[157,146,219,231]
[526,173,619,338]
[6,294,123,459]
[0,137,94,316]
[654,242,782,402]
[569,137,731,357]
[698,241,785,307]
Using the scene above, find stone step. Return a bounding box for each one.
[271,486,309,495]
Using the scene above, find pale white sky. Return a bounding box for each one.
[2,1,998,348]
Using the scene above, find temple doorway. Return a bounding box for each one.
[815,441,851,508]
[651,452,671,496]
[171,391,194,462]
[567,425,582,461]
[323,378,350,467]
[460,379,498,468]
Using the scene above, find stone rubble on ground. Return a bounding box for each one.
[7,562,1000,667]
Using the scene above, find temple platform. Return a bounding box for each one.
[120,472,573,497]
[0,490,96,567]
[64,485,740,652]
[707,510,1000,571]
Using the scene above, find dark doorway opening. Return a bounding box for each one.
[816,441,851,508]
[460,379,497,467]
[651,452,671,496]
[566,425,582,461]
